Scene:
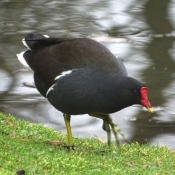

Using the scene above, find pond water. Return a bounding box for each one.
[0,0,175,148]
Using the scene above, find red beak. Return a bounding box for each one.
[140,87,153,113]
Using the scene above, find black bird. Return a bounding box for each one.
[17,33,152,147]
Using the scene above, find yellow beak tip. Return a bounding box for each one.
[148,107,153,113]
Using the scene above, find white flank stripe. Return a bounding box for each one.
[16,51,29,67]
[43,35,50,38]
[46,84,55,98]
[54,70,73,81]
[46,70,73,97]
[22,38,31,50]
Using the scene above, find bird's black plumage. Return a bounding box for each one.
[23,34,128,96]
[47,69,144,115]
[17,33,152,146]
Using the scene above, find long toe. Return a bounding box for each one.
[108,116,129,144]
[102,119,111,146]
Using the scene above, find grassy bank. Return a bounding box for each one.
[0,112,174,175]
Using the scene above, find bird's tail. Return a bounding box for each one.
[22,33,65,51]
[17,33,66,67]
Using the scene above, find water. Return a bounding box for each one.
[0,0,175,148]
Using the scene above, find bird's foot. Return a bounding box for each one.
[106,115,129,144]
[89,113,129,145]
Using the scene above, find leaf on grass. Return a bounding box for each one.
[79,152,83,156]
[10,132,16,137]
[143,164,149,169]
[5,118,18,128]
[158,160,162,166]
[94,135,106,143]
[138,149,148,156]
[47,141,65,146]
[43,166,51,170]
[123,162,136,168]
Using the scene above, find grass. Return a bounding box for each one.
[0,112,175,175]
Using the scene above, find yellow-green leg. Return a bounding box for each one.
[63,113,74,149]
[89,113,128,145]
[102,118,111,145]
[107,115,129,144]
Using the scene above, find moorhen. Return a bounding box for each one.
[17,33,153,147]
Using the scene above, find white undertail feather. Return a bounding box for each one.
[17,34,50,67]
[22,38,31,50]
[54,70,73,81]
[16,51,29,67]
[43,35,50,38]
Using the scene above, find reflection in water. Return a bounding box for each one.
[0,0,175,148]
[132,0,175,146]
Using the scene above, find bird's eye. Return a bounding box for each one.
[132,89,139,95]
